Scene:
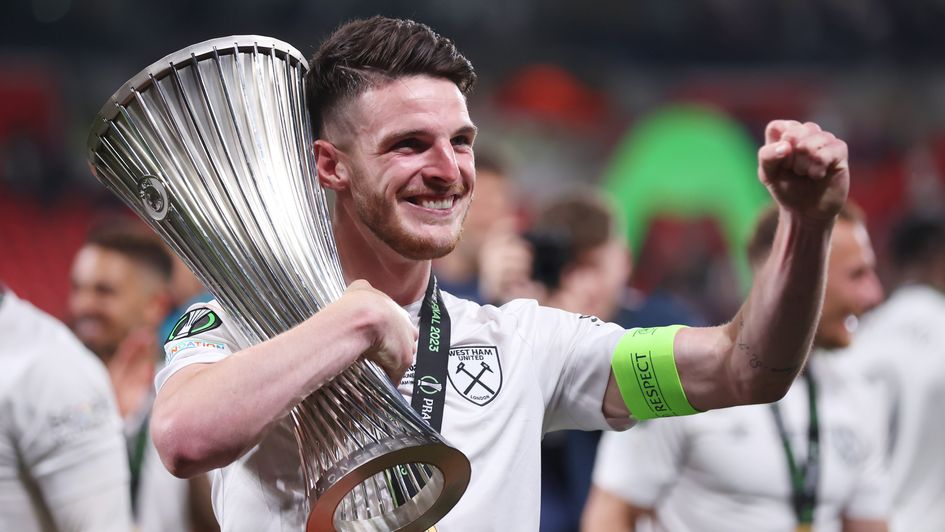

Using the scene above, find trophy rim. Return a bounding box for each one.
[307,441,471,532]
[86,34,308,161]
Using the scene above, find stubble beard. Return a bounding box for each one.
[352,185,467,260]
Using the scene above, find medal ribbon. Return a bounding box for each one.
[770,371,820,528]
[409,271,451,431]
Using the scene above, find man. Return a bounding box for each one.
[583,204,888,532]
[151,16,852,531]
[842,212,945,532]
[69,224,217,532]
[0,287,132,532]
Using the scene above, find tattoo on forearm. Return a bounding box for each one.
[739,342,800,374]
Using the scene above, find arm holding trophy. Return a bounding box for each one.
[151,280,417,477]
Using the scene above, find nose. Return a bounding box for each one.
[421,139,463,186]
[68,285,96,317]
[860,271,885,313]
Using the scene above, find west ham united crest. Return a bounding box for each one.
[448,346,502,406]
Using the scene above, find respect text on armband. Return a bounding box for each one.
[633,351,673,416]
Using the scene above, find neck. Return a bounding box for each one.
[333,203,431,306]
[433,245,476,284]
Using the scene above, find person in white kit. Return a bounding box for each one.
[583,204,889,532]
[68,225,218,532]
[0,288,132,532]
[150,16,856,531]
[841,212,945,532]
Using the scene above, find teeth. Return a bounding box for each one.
[419,197,453,210]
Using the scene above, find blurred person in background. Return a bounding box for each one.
[583,203,889,532]
[478,191,704,531]
[0,284,132,532]
[841,212,945,532]
[434,151,519,303]
[68,223,218,532]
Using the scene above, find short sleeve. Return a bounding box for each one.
[505,300,626,433]
[11,341,133,531]
[592,419,687,507]
[156,300,239,391]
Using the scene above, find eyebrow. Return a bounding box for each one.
[377,123,479,148]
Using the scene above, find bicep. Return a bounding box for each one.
[673,324,741,411]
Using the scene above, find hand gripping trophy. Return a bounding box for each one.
[86,36,470,532]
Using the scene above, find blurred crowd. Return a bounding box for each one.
[4,4,945,531]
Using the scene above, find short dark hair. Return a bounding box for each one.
[747,202,865,267]
[305,16,477,137]
[890,211,945,269]
[85,222,172,282]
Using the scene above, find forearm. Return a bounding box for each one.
[152,301,376,477]
[678,211,833,410]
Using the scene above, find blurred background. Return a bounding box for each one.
[2,0,945,322]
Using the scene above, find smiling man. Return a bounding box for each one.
[151,16,854,531]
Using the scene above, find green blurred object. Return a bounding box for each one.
[602,105,770,293]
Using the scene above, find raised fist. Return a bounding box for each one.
[758,120,849,223]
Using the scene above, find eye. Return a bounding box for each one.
[391,137,424,152]
[451,135,473,147]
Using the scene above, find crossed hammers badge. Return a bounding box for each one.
[448,346,502,406]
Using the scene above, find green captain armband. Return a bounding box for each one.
[611,325,700,420]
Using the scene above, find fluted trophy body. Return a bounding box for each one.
[87,36,470,532]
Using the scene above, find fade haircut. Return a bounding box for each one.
[747,202,865,267]
[85,222,173,282]
[305,16,477,137]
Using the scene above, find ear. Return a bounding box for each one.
[143,287,172,329]
[314,140,349,191]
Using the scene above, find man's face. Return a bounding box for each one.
[68,245,165,361]
[816,219,885,349]
[327,75,477,260]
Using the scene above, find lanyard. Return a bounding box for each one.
[129,414,150,517]
[388,272,451,506]
[770,371,820,527]
[409,271,451,432]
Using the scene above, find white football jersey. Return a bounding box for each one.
[157,292,626,531]
[593,352,889,532]
[841,285,945,532]
[0,291,132,532]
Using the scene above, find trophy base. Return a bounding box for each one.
[308,434,470,532]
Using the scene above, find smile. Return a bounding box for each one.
[406,195,457,211]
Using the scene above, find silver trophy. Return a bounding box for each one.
[87,36,470,531]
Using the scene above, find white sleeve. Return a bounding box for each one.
[592,419,686,508]
[505,300,626,433]
[156,300,239,391]
[13,343,133,532]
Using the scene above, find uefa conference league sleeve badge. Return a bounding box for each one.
[165,307,223,343]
